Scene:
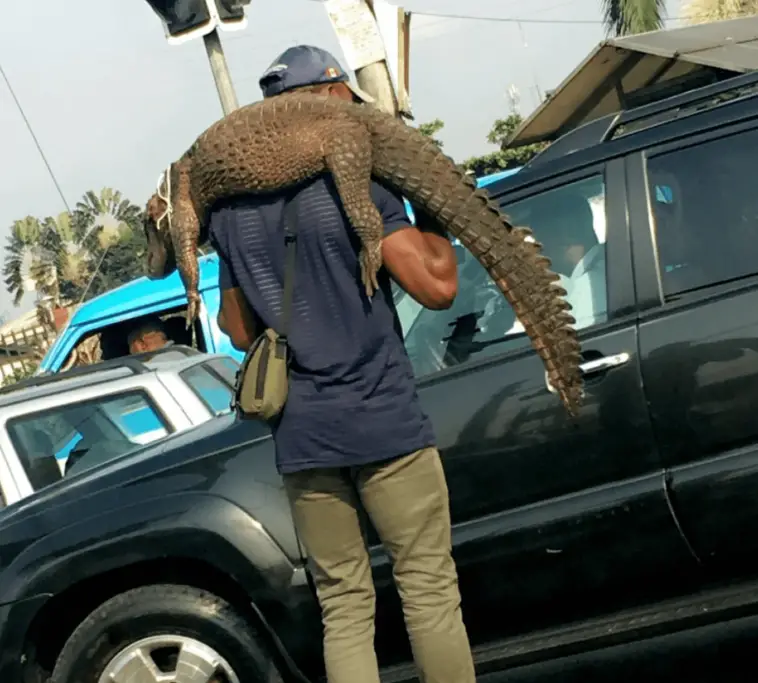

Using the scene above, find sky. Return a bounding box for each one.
[0,0,683,321]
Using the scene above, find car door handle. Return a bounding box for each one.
[579,352,631,374]
[545,352,631,394]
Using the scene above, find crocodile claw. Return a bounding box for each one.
[186,293,200,329]
[359,244,382,298]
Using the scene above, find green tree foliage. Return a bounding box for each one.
[83,226,149,301]
[462,114,549,177]
[416,115,549,178]
[1,363,38,387]
[3,216,50,306]
[416,119,445,148]
[2,188,147,310]
[602,0,665,36]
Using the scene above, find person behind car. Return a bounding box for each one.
[127,317,173,355]
[209,45,476,683]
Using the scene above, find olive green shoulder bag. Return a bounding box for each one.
[233,192,299,424]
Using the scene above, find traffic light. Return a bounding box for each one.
[214,0,250,22]
[143,0,251,45]
[144,0,213,39]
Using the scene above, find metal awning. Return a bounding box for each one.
[509,16,758,148]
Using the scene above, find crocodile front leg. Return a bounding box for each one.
[325,123,383,298]
[169,159,202,327]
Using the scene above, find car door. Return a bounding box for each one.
[370,160,697,668]
[630,116,758,575]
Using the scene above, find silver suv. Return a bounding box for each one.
[0,345,239,507]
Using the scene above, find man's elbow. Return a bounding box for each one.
[426,279,458,310]
[218,313,247,351]
[227,326,253,352]
[217,310,228,333]
[229,335,250,352]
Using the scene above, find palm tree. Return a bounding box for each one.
[41,212,94,304]
[72,188,143,250]
[70,188,147,299]
[602,0,666,36]
[4,189,148,313]
[681,0,758,24]
[2,216,49,305]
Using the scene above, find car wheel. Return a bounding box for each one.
[50,583,284,683]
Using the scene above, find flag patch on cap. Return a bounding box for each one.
[325,67,340,78]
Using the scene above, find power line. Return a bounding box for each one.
[0,61,114,311]
[410,9,682,25]
[0,61,71,213]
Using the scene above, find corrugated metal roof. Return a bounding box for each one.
[509,15,758,148]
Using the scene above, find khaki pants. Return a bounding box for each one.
[283,447,476,683]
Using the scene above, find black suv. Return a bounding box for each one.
[5,62,758,683]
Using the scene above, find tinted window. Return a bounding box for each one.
[181,359,237,416]
[647,129,758,298]
[403,175,608,378]
[7,391,171,488]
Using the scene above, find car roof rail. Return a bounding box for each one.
[607,69,758,141]
[524,113,621,169]
[0,355,152,396]
[525,70,758,168]
[0,344,204,397]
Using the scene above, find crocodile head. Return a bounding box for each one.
[144,189,176,279]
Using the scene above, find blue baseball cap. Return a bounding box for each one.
[259,45,374,103]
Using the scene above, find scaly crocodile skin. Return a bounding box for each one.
[143,91,584,415]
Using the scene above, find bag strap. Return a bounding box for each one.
[279,190,299,342]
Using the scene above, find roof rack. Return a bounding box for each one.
[525,69,758,168]
[0,344,199,396]
[607,68,758,141]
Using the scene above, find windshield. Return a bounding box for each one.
[6,390,172,488]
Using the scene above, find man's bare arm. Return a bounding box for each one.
[382,221,458,310]
[218,288,260,351]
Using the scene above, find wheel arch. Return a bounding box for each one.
[4,494,317,683]
[21,555,311,683]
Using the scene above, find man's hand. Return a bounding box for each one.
[218,287,260,351]
[382,208,458,310]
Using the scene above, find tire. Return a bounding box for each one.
[50,583,284,683]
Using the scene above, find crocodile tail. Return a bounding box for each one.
[366,114,584,415]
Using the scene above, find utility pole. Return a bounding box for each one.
[142,0,250,116]
[357,0,399,116]
[370,1,413,118]
[324,0,411,119]
[203,29,239,114]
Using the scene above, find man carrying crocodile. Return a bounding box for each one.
[209,45,477,683]
[143,35,584,683]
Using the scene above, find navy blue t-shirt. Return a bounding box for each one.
[207,174,436,474]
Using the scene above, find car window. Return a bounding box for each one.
[646,128,758,299]
[6,390,172,489]
[180,359,237,416]
[403,175,609,378]
[204,356,240,385]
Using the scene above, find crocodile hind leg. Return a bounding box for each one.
[325,124,383,298]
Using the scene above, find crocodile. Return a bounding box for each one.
[143,90,584,415]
